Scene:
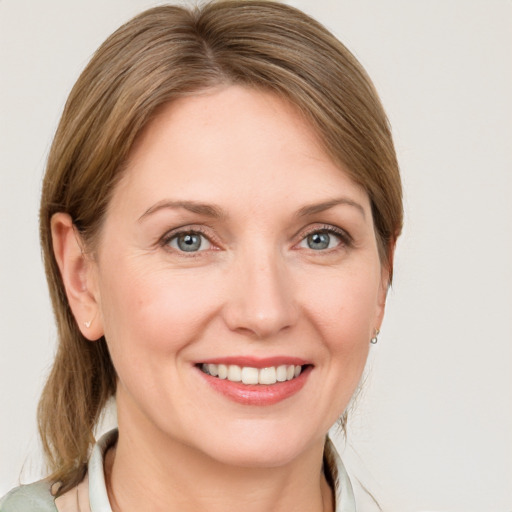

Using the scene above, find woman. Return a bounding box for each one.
[1,1,402,511]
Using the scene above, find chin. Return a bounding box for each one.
[193,422,323,469]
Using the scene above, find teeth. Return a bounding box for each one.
[227,364,242,382]
[217,364,228,379]
[241,366,259,385]
[201,363,303,385]
[276,365,287,382]
[259,366,277,385]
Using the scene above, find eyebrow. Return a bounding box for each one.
[138,200,225,221]
[138,197,366,222]
[296,198,366,219]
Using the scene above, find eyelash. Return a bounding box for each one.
[159,224,353,255]
[297,224,353,251]
[160,226,216,256]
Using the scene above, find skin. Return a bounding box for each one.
[52,85,390,512]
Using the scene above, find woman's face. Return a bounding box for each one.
[88,85,388,467]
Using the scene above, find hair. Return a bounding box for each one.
[38,0,403,493]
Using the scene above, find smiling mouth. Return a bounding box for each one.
[199,363,306,385]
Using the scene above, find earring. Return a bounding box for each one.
[84,320,92,328]
[370,328,380,344]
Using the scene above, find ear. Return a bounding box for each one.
[374,241,396,331]
[51,213,104,341]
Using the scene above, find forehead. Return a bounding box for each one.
[111,85,370,217]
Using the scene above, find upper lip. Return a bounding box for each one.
[197,356,309,368]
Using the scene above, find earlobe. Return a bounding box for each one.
[51,213,104,341]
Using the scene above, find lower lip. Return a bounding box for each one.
[198,366,312,406]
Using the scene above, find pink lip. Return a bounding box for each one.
[199,356,309,368]
[196,363,312,406]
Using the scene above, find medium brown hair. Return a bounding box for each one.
[38,0,402,493]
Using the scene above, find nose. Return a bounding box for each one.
[222,248,299,339]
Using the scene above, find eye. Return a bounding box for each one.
[166,231,212,252]
[298,228,345,251]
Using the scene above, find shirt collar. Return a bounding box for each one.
[88,429,116,512]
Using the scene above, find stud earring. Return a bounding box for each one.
[84,320,92,328]
[370,328,380,344]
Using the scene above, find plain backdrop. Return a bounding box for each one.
[1,1,511,511]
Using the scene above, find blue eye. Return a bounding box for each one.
[167,232,211,252]
[300,230,342,251]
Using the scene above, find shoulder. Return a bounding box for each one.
[0,480,57,512]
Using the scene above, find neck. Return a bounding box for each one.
[105,415,333,512]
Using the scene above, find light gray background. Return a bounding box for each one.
[1,1,511,510]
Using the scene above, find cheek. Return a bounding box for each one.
[320,277,378,385]
[304,266,381,342]
[301,262,381,393]
[96,261,221,363]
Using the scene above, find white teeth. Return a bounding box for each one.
[276,365,287,382]
[227,365,242,382]
[259,367,277,385]
[241,366,259,385]
[201,363,304,385]
[217,364,228,379]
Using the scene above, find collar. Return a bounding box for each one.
[88,429,117,512]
